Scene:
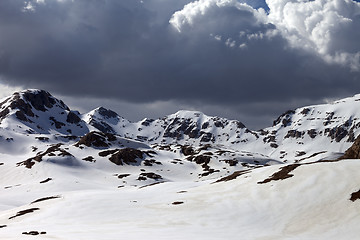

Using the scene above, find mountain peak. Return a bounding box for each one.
[94,107,119,119]
[84,106,129,134]
[0,89,88,135]
[171,110,205,118]
[0,89,69,123]
[17,89,69,112]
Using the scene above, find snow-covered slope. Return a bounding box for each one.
[1,156,360,239]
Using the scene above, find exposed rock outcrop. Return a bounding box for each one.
[109,148,144,165]
[339,135,360,159]
[75,131,117,148]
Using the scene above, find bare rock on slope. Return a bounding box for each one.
[339,135,360,159]
[18,144,73,168]
[109,148,144,166]
[75,131,117,148]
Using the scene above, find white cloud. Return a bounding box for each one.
[169,0,267,32]
[266,0,360,70]
[23,1,35,12]
[22,0,69,12]
[0,0,359,129]
[239,43,247,48]
[170,0,360,70]
[169,0,272,50]
[214,34,222,41]
[225,38,236,47]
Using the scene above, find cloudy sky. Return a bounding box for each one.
[0,0,359,129]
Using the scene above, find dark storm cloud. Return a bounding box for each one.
[0,0,359,128]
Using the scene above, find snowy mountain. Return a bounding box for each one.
[1,89,360,239]
[0,89,89,136]
[3,89,360,163]
[84,93,360,163]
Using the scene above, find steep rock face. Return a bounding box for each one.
[0,89,88,135]
[339,135,360,159]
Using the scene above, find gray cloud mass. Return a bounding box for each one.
[0,0,359,129]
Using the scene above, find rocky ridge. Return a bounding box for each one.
[83,94,360,162]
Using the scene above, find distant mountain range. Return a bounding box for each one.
[1,89,360,163]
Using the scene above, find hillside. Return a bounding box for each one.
[1,89,360,239]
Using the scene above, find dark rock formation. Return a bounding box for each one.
[10,95,35,117]
[258,164,300,184]
[82,156,96,162]
[0,107,9,122]
[300,108,310,115]
[350,189,360,202]
[31,196,60,204]
[66,111,81,124]
[193,155,211,165]
[214,170,251,183]
[22,90,59,111]
[5,90,68,124]
[143,159,162,166]
[15,110,33,123]
[181,146,195,156]
[117,174,131,179]
[339,135,360,159]
[75,131,116,148]
[307,129,317,138]
[97,107,118,118]
[141,118,154,126]
[22,231,46,235]
[273,110,295,127]
[9,208,40,220]
[284,130,304,139]
[39,178,52,183]
[323,112,335,126]
[109,148,144,165]
[325,126,348,142]
[200,132,213,142]
[137,172,163,181]
[270,143,279,148]
[263,135,276,143]
[202,122,209,129]
[17,143,73,168]
[49,117,65,129]
[89,119,115,134]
